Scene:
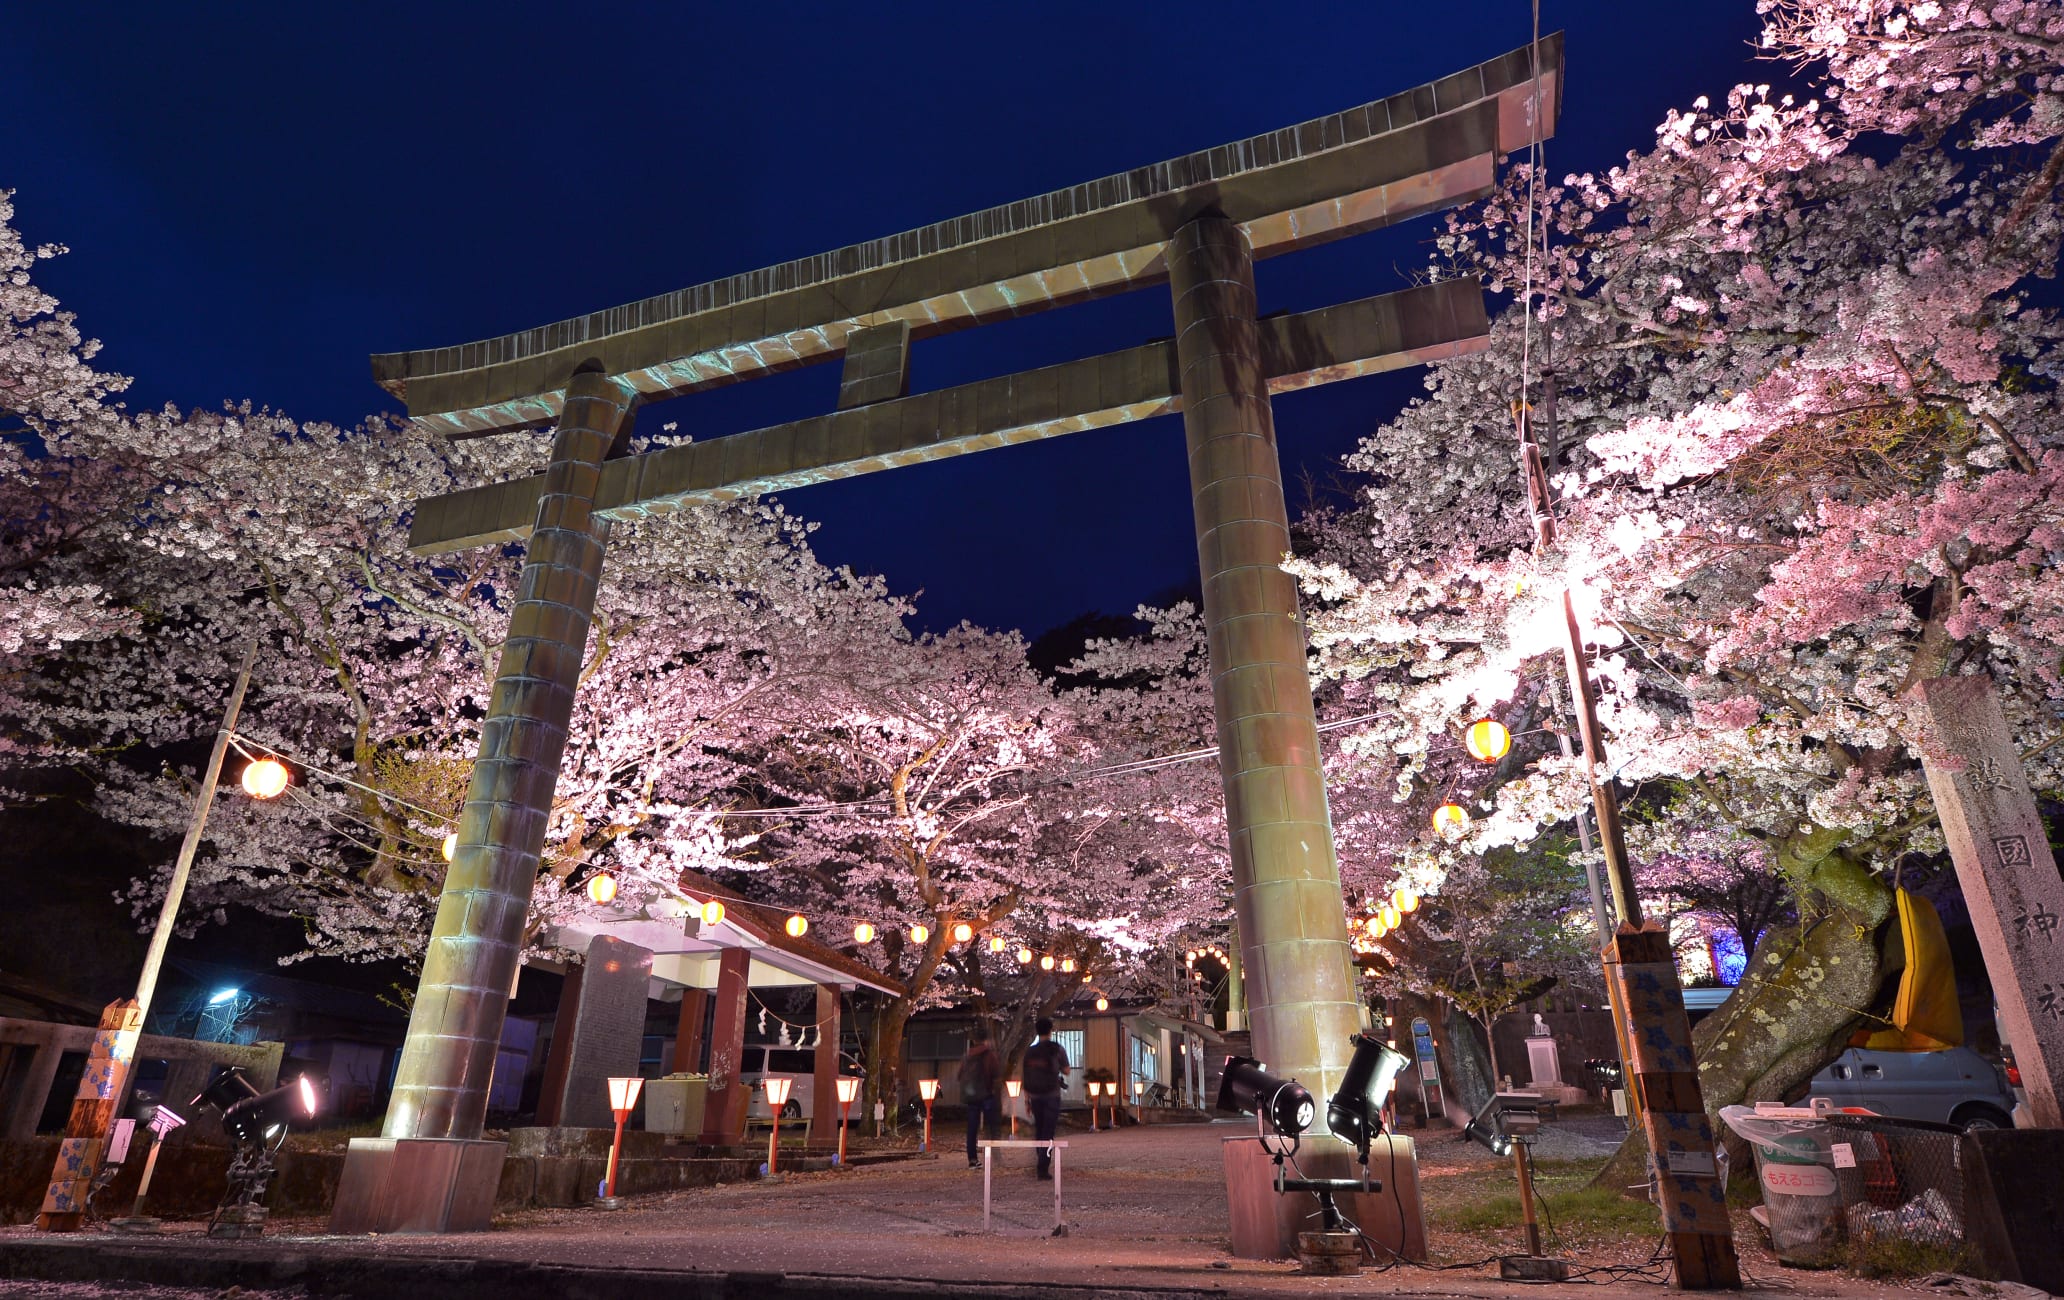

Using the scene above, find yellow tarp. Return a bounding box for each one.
[1852,888,1963,1052]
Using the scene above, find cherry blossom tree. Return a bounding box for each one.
[1289,0,2064,1166]
[712,621,1222,1108]
[0,191,161,782]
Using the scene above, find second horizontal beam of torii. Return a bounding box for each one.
[406,276,1488,556]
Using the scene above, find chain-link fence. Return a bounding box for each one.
[1822,1113,1964,1251]
[1723,1105,1967,1267]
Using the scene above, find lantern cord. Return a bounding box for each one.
[227,732,448,823]
[1518,0,1546,427]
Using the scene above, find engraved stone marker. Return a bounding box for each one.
[1911,675,2064,1128]
[557,935,654,1129]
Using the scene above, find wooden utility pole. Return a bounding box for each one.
[38,642,259,1231]
[1522,380,1740,1287]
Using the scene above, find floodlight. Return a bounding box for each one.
[1326,1033,1410,1154]
[1460,1092,1541,1157]
[1215,1056,1314,1138]
[220,1075,321,1145]
[192,1068,261,1114]
[207,988,241,1005]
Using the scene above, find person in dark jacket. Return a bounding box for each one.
[960,1022,1003,1168]
[1021,1017,1070,1179]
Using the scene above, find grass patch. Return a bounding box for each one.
[1443,1182,1660,1235]
[1420,1155,1660,1242]
[1839,1236,1978,1280]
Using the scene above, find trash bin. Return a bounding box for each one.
[1721,1104,1844,1267]
[645,1073,709,1138]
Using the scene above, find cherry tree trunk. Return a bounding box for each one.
[1593,838,1892,1192]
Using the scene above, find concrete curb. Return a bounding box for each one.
[0,1237,1229,1300]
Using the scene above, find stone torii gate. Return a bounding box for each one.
[338,38,1579,1237]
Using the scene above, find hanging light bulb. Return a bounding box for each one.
[1464,718,1512,763]
[1017,946,1033,964]
[952,922,974,944]
[1380,904,1401,929]
[910,923,930,945]
[1364,915,1383,935]
[586,872,618,905]
[700,899,726,927]
[1082,973,1093,983]
[1096,996,1110,1012]
[441,832,458,862]
[785,914,809,938]
[240,758,290,799]
[989,935,1007,953]
[1040,954,1055,971]
[853,922,876,944]
[1433,802,1470,838]
[1372,919,1389,939]
[1060,957,1076,973]
[1394,887,1419,914]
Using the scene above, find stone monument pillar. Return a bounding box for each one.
[1169,211,1362,1104]
[331,363,630,1234]
[1911,675,2064,1128]
[1525,1013,1562,1086]
[554,936,654,1129]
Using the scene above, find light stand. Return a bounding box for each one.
[596,1075,643,1209]
[196,1072,320,1239]
[917,1079,938,1154]
[763,1075,793,1176]
[1462,1093,1564,1281]
[1219,1052,1386,1274]
[110,1105,185,1234]
[835,1076,861,1166]
[1275,1035,1410,1274]
[1004,1079,1021,1138]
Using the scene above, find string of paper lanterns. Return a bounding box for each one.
[561,872,1093,972]
[1430,717,1512,838]
[306,742,1047,965]
[1352,884,1425,943]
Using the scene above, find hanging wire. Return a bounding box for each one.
[1518,0,1546,427]
[228,732,449,823]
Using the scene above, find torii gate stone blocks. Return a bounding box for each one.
[337,39,1564,1238]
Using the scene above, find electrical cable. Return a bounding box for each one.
[228,732,447,822]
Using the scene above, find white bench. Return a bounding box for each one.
[977,1138,1069,1233]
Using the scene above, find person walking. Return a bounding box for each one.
[960,1022,1003,1168]
[1022,1017,1070,1180]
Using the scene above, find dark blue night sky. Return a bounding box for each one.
[3,3,1761,636]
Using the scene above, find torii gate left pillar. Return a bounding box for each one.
[329,363,629,1235]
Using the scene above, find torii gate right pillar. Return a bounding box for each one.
[1170,213,1364,1104]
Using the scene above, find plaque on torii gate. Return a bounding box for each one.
[336,39,1686,1260]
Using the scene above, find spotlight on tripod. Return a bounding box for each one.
[191,1070,321,1239]
[1215,1056,1314,1142]
[1327,1034,1410,1159]
[1460,1092,1564,1281]
[1219,1037,1407,1276]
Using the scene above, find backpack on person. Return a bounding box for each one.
[960,1043,997,1104]
[1023,1039,1064,1095]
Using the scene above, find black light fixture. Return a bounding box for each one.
[1460,1091,1542,1157]
[190,1070,322,1239]
[1458,1092,1561,1279]
[1215,1056,1314,1138]
[1325,1033,1410,1156]
[1222,1039,1400,1275]
[221,1075,321,1145]
[191,1068,261,1115]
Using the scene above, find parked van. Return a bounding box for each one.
[1808,1046,2015,1131]
[738,1045,864,1121]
